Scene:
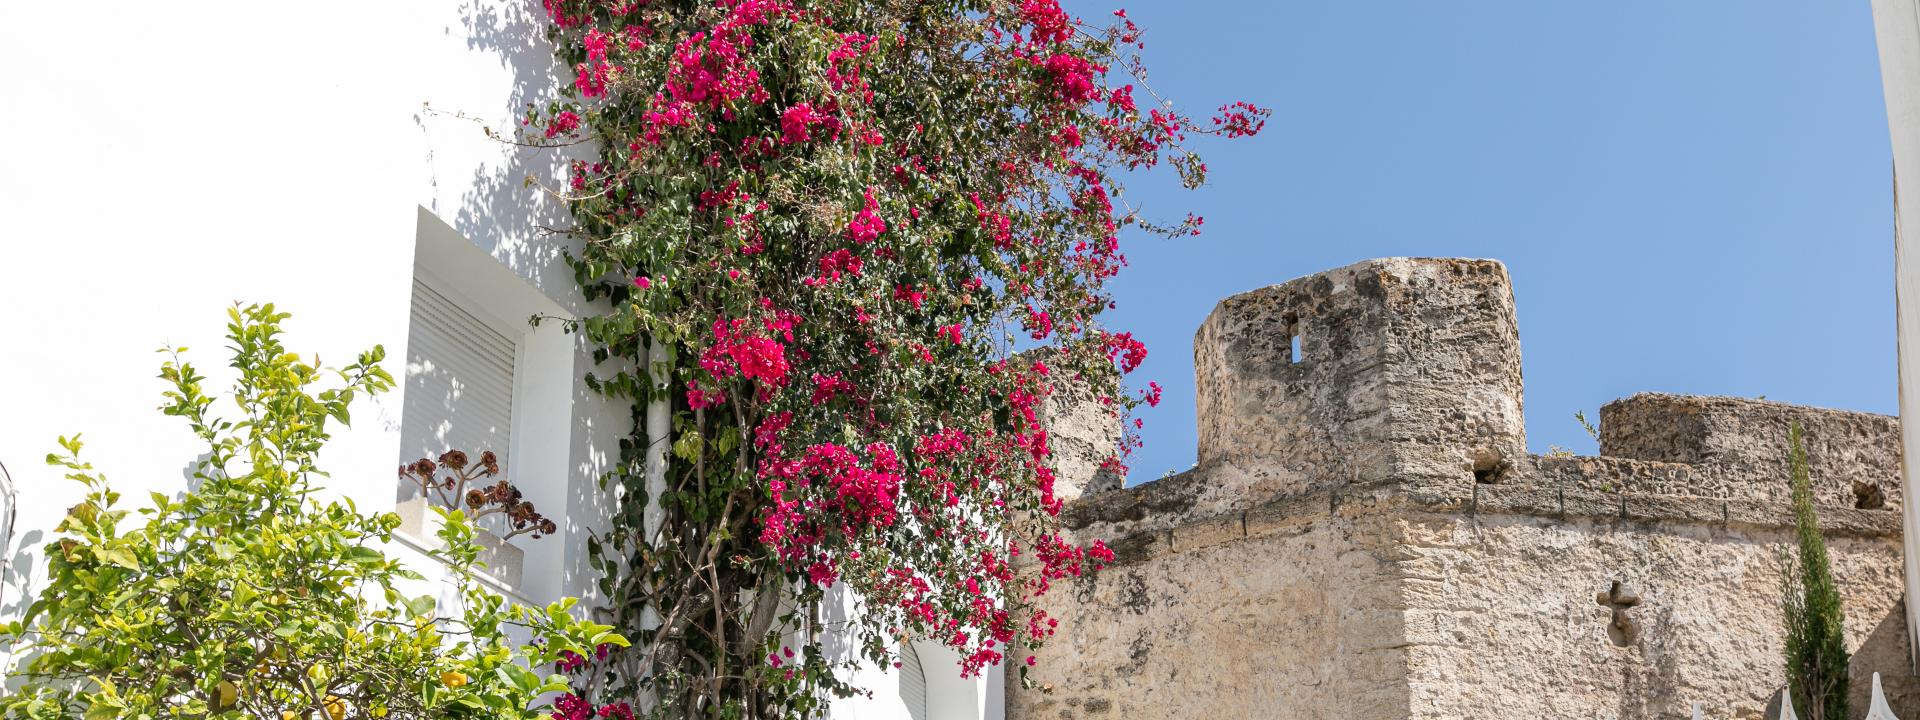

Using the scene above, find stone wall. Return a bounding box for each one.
[1011,258,1911,720]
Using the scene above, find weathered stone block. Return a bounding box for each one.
[1621,494,1725,525]
[1244,494,1324,538]
[1560,488,1625,520]
[1169,513,1244,552]
[1473,484,1560,516]
[1032,349,1125,504]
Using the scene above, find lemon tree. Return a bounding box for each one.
[0,305,623,719]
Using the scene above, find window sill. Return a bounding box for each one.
[387,528,539,608]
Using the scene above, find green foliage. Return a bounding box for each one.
[0,304,624,720]
[1782,421,1849,720]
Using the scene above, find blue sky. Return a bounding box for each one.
[1067,1,1897,482]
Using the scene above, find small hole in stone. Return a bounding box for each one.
[1854,481,1886,510]
[1290,334,1302,363]
[1472,448,1507,484]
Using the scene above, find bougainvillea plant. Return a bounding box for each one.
[524,0,1267,716]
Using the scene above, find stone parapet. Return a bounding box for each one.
[1066,439,1904,571]
[1600,392,1901,510]
[1075,481,1901,570]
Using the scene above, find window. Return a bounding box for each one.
[1283,312,1303,364]
[398,278,518,478]
[395,207,591,605]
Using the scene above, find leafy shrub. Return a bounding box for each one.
[0,304,623,720]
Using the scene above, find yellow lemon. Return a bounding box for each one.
[440,670,469,688]
[213,680,238,710]
[323,695,345,720]
[282,712,299,720]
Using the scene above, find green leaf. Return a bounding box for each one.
[407,595,438,618]
[84,700,121,720]
[97,546,137,570]
[344,546,384,566]
[500,662,538,694]
[590,630,629,649]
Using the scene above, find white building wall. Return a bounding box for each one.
[1874,0,1920,671]
[0,1,957,716]
[819,587,1006,720]
[0,0,424,618]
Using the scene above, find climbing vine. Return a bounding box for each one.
[527,0,1267,716]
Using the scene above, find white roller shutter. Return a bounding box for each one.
[898,642,929,720]
[399,278,517,476]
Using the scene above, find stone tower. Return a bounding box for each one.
[1011,258,1910,719]
[1194,256,1525,491]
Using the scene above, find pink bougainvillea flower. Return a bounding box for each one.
[537,0,1270,703]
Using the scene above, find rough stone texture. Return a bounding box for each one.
[1602,393,1904,511]
[1011,258,1913,720]
[1037,355,1126,504]
[1014,512,1416,719]
[1397,512,1908,720]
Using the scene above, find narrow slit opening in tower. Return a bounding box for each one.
[1284,314,1302,364]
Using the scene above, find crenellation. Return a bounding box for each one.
[1014,258,1914,720]
[1600,392,1903,510]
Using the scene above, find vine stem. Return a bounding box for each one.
[640,332,674,691]
[643,335,670,546]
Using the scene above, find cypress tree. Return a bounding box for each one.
[1782,421,1850,720]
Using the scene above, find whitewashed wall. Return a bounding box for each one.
[1873,0,1920,671]
[819,585,1007,720]
[0,1,966,717]
[0,0,619,603]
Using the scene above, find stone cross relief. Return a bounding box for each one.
[1596,581,1641,646]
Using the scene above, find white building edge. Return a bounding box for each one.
[0,1,994,717]
[1877,0,1920,672]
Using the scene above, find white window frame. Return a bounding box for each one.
[401,207,580,605]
